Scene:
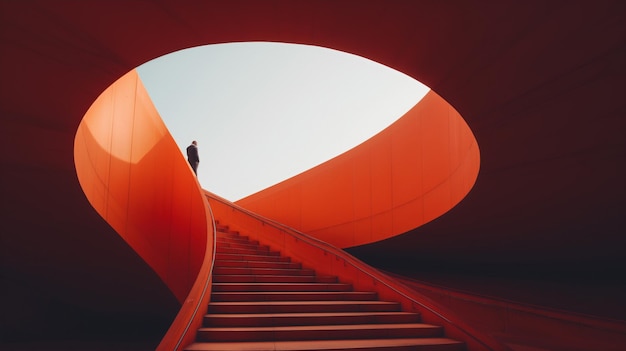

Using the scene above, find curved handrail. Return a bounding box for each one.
[205,190,508,351]
[157,190,217,351]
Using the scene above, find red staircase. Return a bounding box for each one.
[185,225,465,351]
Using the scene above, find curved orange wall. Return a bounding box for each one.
[236,91,479,248]
[74,70,211,303]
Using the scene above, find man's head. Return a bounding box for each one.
[192,140,197,146]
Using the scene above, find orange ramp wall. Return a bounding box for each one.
[74,70,212,303]
[236,91,479,248]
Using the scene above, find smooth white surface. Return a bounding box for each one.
[137,42,428,201]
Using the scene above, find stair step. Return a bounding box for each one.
[215,226,236,233]
[212,282,351,292]
[215,231,240,240]
[197,323,443,342]
[204,311,422,327]
[211,291,377,302]
[216,247,281,256]
[208,300,401,314]
[216,232,246,239]
[214,260,301,269]
[213,275,338,283]
[213,267,315,276]
[202,225,464,351]
[216,235,251,243]
[216,241,269,251]
[215,253,291,262]
[185,338,465,351]
[216,236,258,244]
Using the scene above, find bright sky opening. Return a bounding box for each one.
[137,42,429,201]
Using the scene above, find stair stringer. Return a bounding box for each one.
[205,191,508,351]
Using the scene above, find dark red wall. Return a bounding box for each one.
[1,0,624,347]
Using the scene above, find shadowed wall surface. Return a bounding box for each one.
[1,0,624,348]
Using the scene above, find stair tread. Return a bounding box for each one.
[213,275,323,278]
[206,311,419,318]
[216,253,290,260]
[203,311,421,327]
[212,276,335,283]
[199,323,441,332]
[212,291,374,296]
[210,300,397,306]
[205,226,463,350]
[215,263,301,268]
[214,268,314,274]
[212,282,349,289]
[216,259,296,264]
[217,249,279,255]
[185,338,464,350]
[213,282,347,285]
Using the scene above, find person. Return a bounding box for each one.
[186,140,199,175]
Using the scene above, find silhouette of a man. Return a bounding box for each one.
[186,140,199,175]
